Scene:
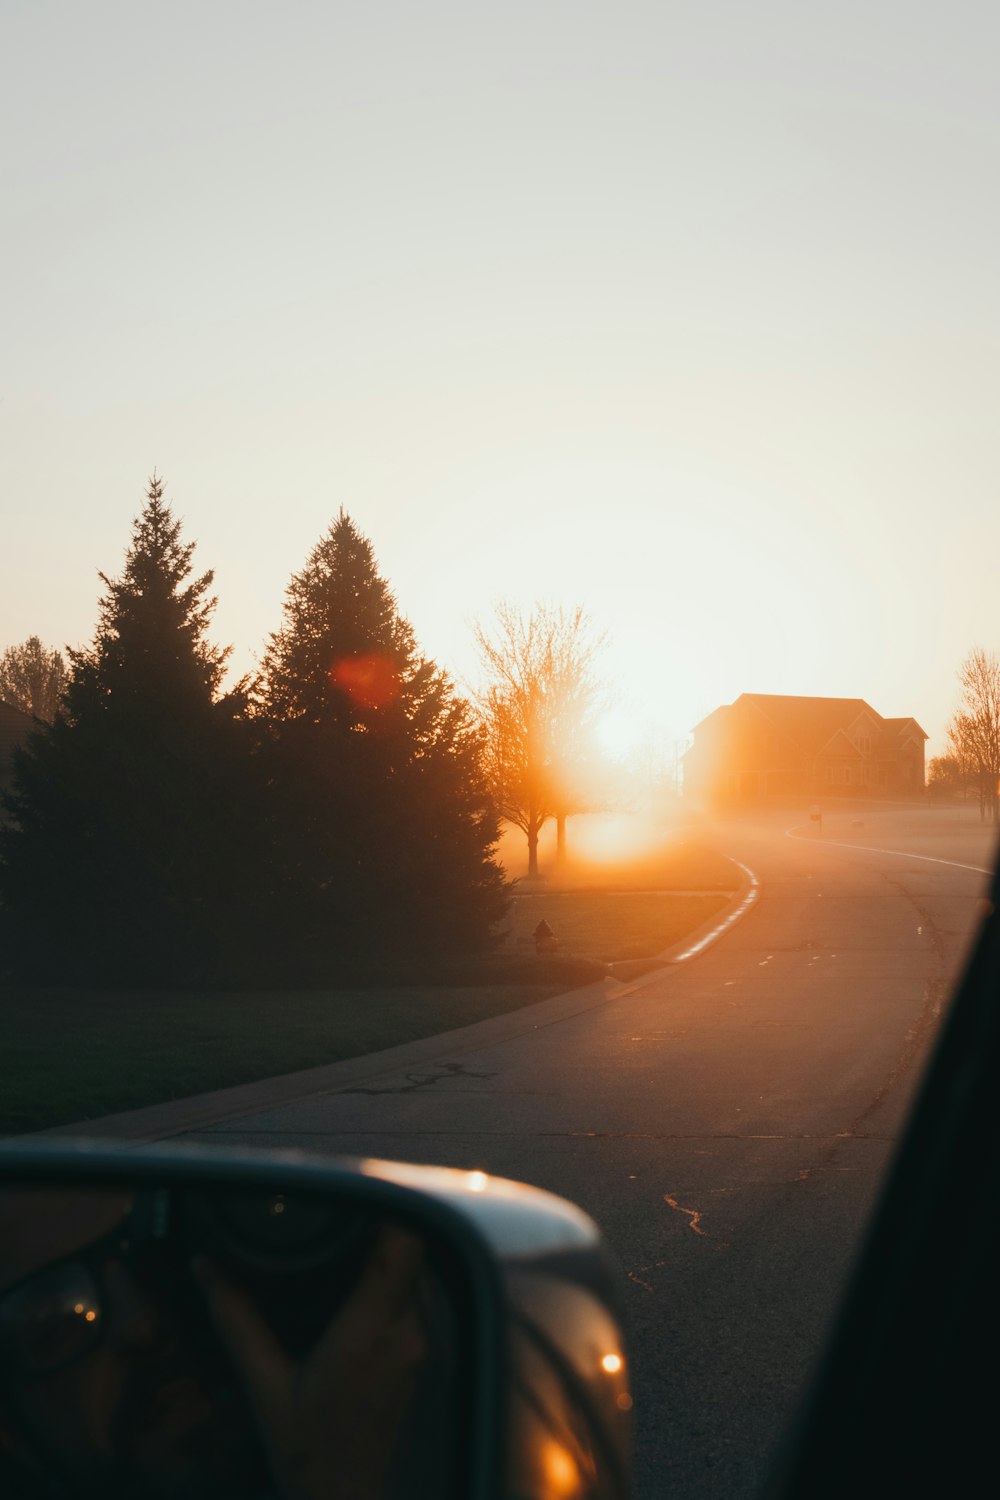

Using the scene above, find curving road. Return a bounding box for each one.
[189,803,997,1499]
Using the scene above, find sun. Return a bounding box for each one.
[594,711,642,761]
[570,813,663,865]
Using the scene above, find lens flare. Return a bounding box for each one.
[571,814,661,865]
[329,653,401,710]
[540,1440,582,1498]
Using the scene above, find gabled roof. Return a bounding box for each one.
[882,716,929,742]
[725,694,879,758]
[693,694,928,755]
[817,726,864,759]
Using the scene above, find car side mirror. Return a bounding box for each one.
[0,1141,631,1500]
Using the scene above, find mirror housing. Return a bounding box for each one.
[0,1141,631,1500]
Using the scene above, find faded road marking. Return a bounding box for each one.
[785,826,991,875]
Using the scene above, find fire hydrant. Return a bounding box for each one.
[533,919,558,955]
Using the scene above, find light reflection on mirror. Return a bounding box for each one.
[0,1183,465,1500]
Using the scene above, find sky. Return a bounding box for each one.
[3,1,999,761]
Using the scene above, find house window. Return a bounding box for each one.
[857,734,872,755]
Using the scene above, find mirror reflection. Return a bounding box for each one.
[0,1182,464,1499]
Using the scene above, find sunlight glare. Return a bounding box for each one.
[570,814,662,865]
[595,711,642,760]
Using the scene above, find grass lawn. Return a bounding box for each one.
[509,891,728,963]
[0,841,740,1135]
[0,978,589,1136]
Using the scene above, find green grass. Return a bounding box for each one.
[0,980,584,1135]
[509,892,728,963]
[0,842,740,1135]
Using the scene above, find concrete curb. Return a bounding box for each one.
[606,859,759,986]
[31,864,758,1146]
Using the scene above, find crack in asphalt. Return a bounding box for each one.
[795,1165,857,1181]
[663,1193,706,1235]
[340,1061,497,1095]
[627,1196,714,1291]
[624,1160,861,1293]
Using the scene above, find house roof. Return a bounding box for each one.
[882,716,929,742]
[739,694,878,758]
[692,694,927,756]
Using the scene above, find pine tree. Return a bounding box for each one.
[67,472,227,717]
[258,510,509,973]
[0,476,261,985]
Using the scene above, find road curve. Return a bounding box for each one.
[190,805,995,1500]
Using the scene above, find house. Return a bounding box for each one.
[684,693,927,806]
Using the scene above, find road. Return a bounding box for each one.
[184,803,997,1499]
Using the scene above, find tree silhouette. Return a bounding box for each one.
[0,475,261,984]
[947,648,1000,823]
[474,603,607,876]
[257,510,508,973]
[0,637,67,723]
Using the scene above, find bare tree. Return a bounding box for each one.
[473,603,607,876]
[946,648,1000,823]
[926,754,973,801]
[0,636,67,722]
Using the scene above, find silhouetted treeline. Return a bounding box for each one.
[0,478,509,987]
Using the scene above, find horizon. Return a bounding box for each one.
[4,2,999,759]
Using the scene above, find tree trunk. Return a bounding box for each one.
[556,814,566,866]
[527,827,539,878]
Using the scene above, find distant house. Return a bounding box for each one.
[684,694,927,806]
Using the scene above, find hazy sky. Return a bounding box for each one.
[4,1,998,758]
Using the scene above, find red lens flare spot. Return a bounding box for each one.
[330,653,401,710]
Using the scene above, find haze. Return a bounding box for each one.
[3,1,998,757]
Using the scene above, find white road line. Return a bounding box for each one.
[669,860,760,963]
[784,825,992,875]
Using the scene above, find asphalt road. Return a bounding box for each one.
[185,803,997,1499]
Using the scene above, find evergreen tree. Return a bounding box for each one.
[258,510,509,973]
[0,476,262,985]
